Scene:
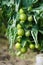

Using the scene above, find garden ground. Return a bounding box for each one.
[0,38,37,65]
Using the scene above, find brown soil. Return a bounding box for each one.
[0,38,37,65]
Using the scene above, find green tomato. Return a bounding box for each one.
[15,42,21,49]
[17,36,22,42]
[17,29,24,36]
[21,47,27,53]
[20,21,25,23]
[28,15,33,22]
[19,8,24,14]
[25,31,30,37]
[29,44,35,50]
[17,24,22,29]
[20,13,27,21]
[28,6,32,11]
[35,44,41,50]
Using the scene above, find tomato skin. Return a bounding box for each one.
[29,44,35,49]
[20,13,27,21]
[15,42,21,49]
[21,47,27,53]
[19,8,24,14]
[25,31,30,37]
[17,24,22,29]
[17,29,24,36]
[28,15,33,22]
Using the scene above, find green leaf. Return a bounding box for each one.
[31,25,38,45]
[22,0,33,8]
[7,26,17,49]
[39,29,43,34]
[2,0,14,6]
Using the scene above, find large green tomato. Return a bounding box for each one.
[19,8,24,14]
[29,44,35,50]
[20,13,27,21]
[15,42,21,49]
[17,24,22,29]
[28,15,33,22]
[25,31,30,37]
[17,29,24,36]
[21,47,27,53]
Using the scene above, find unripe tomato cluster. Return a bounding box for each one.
[15,8,41,55]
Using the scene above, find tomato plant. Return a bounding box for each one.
[0,0,43,55]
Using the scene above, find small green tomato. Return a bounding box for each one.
[29,44,35,50]
[20,21,25,23]
[17,36,22,42]
[21,47,27,53]
[15,42,21,49]
[17,24,22,29]
[19,8,24,14]
[25,31,30,37]
[28,15,33,22]
[28,6,32,11]
[35,44,41,50]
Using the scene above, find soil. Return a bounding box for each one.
[0,38,37,65]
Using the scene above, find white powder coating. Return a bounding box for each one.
[35,54,43,65]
